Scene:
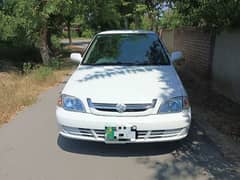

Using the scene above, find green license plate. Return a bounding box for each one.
[105,127,116,141]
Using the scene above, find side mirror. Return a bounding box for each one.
[170,51,184,62]
[70,53,82,63]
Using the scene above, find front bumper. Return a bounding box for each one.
[56,107,191,143]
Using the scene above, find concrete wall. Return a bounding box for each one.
[212,30,240,103]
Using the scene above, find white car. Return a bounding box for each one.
[56,30,191,144]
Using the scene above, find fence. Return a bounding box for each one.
[212,30,240,103]
[160,28,240,104]
[160,28,214,78]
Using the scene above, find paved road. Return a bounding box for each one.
[0,82,239,180]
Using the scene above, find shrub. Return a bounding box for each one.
[23,62,32,74]
[51,35,61,50]
[82,29,95,38]
[32,66,53,81]
[129,22,137,30]
[48,58,63,70]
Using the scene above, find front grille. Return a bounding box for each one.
[62,126,105,139]
[148,128,183,138]
[94,129,105,138]
[62,126,93,137]
[87,98,157,113]
[137,128,182,139]
[137,130,148,139]
[62,126,183,140]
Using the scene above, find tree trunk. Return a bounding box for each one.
[124,17,128,29]
[150,14,154,31]
[39,25,50,65]
[47,30,53,55]
[67,22,72,45]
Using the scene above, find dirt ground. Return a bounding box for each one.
[177,63,240,141]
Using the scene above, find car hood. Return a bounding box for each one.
[62,65,185,103]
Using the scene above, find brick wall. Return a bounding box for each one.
[161,28,240,103]
[160,29,174,52]
[161,28,214,78]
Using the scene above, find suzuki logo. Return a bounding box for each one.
[116,103,127,113]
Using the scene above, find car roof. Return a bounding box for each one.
[97,30,156,35]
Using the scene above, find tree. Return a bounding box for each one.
[116,1,147,29]
[0,0,24,42]
[1,0,176,64]
[82,0,121,32]
[168,0,240,31]
[159,9,183,29]
[0,0,80,64]
[17,0,75,64]
[62,0,83,45]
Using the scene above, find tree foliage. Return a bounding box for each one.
[82,0,121,31]
[1,0,239,64]
[0,0,78,64]
[169,0,240,31]
[0,0,168,64]
[159,9,183,29]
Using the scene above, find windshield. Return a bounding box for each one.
[83,33,170,65]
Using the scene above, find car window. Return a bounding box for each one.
[83,33,170,65]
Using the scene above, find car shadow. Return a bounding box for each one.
[138,122,240,179]
[57,134,181,157]
[57,121,240,178]
[57,122,201,157]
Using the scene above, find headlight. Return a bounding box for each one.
[57,94,86,112]
[158,96,190,113]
